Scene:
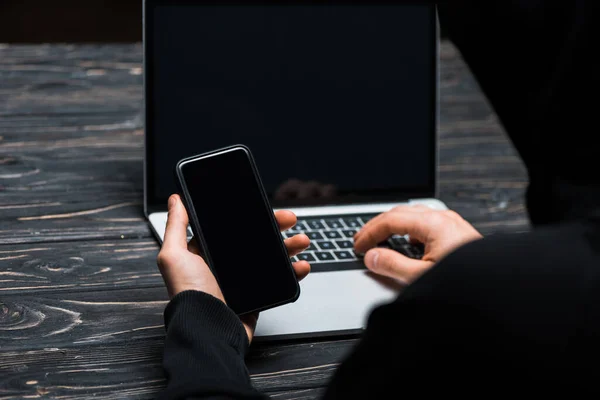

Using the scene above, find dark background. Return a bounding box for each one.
[0,0,142,43]
[0,0,448,43]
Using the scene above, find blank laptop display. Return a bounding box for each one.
[144,3,437,214]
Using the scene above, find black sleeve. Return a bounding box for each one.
[158,290,268,400]
[322,222,600,397]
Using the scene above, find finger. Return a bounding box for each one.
[354,211,430,253]
[393,204,431,213]
[163,194,189,251]
[354,205,428,243]
[275,210,297,231]
[284,234,310,256]
[353,211,387,243]
[292,260,311,281]
[363,248,434,284]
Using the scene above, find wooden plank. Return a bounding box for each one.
[0,335,355,399]
[0,285,358,351]
[0,202,151,245]
[0,44,143,114]
[0,288,168,351]
[0,239,161,294]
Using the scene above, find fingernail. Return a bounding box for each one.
[365,250,379,268]
[168,195,176,210]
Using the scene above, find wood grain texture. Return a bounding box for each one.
[0,288,168,351]
[0,335,354,398]
[0,239,161,294]
[0,283,354,397]
[1,284,361,352]
[0,42,528,246]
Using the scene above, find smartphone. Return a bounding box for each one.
[175,145,300,315]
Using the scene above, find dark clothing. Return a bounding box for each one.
[160,222,600,399]
[438,0,600,224]
[159,2,600,399]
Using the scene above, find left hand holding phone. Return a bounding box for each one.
[157,194,311,343]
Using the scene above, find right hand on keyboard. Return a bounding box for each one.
[353,205,482,285]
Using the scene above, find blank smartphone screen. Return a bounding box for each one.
[178,147,299,314]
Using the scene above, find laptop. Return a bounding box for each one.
[143,1,447,339]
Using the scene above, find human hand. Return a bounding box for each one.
[157,194,311,343]
[354,205,482,285]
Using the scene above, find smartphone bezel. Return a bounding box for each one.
[175,144,301,315]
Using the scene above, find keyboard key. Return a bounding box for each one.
[307,231,324,240]
[411,243,425,258]
[315,251,335,261]
[297,252,316,262]
[389,235,408,247]
[283,232,296,239]
[336,240,354,249]
[291,256,299,262]
[324,219,344,229]
[359,215,375,225]
[317,241,336,250]
[289,221,308,232]
[377,241,391,249]
[307,242,317,251]
[324,231,342,239]
[306,219,325,230]
[397,244,417,258]
[341,229,357,238]
[341,217,362,228]
[334,251,354,260]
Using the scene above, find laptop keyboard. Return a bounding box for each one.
[284,213,424,264]
[185,213,424,268]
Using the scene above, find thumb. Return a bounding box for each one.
[163,194,189,251]
[363,248,433,285]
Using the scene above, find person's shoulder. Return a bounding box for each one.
[444,220,598,271]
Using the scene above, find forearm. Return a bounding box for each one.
[159,291,266,400]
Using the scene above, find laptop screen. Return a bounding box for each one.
[145,2,437,211]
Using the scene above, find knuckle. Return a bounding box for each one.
[381,215,396,229]
[157,249,174,266]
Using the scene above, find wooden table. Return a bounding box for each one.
[0,41,528,399]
